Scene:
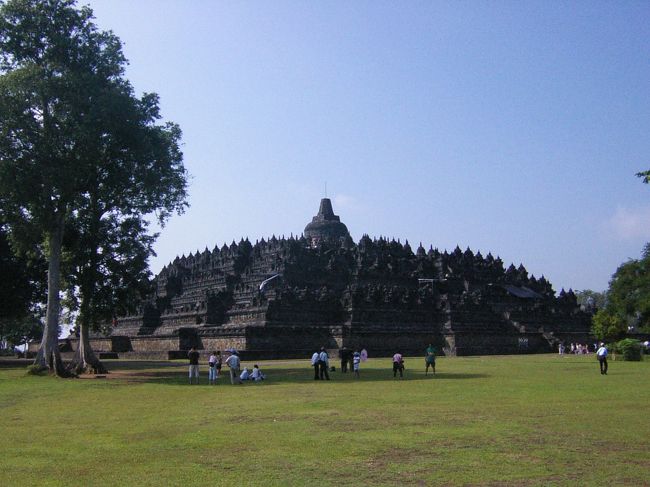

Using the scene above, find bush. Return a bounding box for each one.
[611,339,643,361]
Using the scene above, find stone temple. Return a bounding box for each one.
[91,198,592,358]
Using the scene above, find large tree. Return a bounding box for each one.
[65,214,156,374]
[606,244,650,331]
[592,243,650,340]
[0,0,188,375]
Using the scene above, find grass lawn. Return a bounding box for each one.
[0,353,648,486]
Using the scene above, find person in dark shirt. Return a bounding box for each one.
[188,347,200,384]
[340,347,350,373]
[425,344,436,376]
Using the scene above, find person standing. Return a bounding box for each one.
[208,351,218,385]
[392,351,404,379]
[311,350,320,380]
[425,344,436,376]
[352,350,361,379]
[188,347,200,385]
[318,347,330,380]
[225,351,243,384]
[596,342,608,375]
[340,347,350,373]
[215,351,223,380]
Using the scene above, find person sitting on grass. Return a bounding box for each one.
[240,367,250,381]
[250,364,265,382]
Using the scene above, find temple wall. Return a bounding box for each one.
[447,332,553,356]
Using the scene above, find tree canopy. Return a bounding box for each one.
[592,243,650,340]
[0,0,188,374]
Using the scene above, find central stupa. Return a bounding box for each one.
[303,198,350,244]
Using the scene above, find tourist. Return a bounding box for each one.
[240,367,250,381]
[215,351,223,379]
[250,364,265,381]
[311,350,320,380]
[318,347,330,380]
[340,347,350,373]
[352,350,361,379]
[360,348,368,362]
[425,343,436,376]
[208,351,218,385]
[225,351,243,384]
[188,346,200,385]
[596,342,608,375]
[392,351,404,378]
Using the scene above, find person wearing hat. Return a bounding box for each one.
[596,342,608,375]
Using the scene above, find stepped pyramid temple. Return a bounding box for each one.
[90,198,592,358]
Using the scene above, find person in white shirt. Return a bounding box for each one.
[240,367,250,381]
[208,351,218,385]
[225,352,242,384]
[353,351,361,379]
[318,347,330,380]
[250,364,265,381]
[596,343,608,375]
[311,351,320,380]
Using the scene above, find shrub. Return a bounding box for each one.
[611,339,643,361]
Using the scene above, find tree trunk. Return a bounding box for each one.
[69,321,108,374]
[33,215,70,377]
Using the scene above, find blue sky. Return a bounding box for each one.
[86,0,650,292]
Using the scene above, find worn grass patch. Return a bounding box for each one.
[0,354,648,486]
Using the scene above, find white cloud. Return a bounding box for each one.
[605,206,650,241]
[333,193,363,213]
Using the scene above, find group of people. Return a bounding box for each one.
[392,344,436,378]
[187,347,265,385]
[558,342,610,375]
[191,344,439,384]
[190,340,613,384]
[558,343,598,355]
[312,347,365,379]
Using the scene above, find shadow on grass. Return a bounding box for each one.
[90,361,488,386]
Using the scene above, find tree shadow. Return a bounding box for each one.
[92,360,488,386]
